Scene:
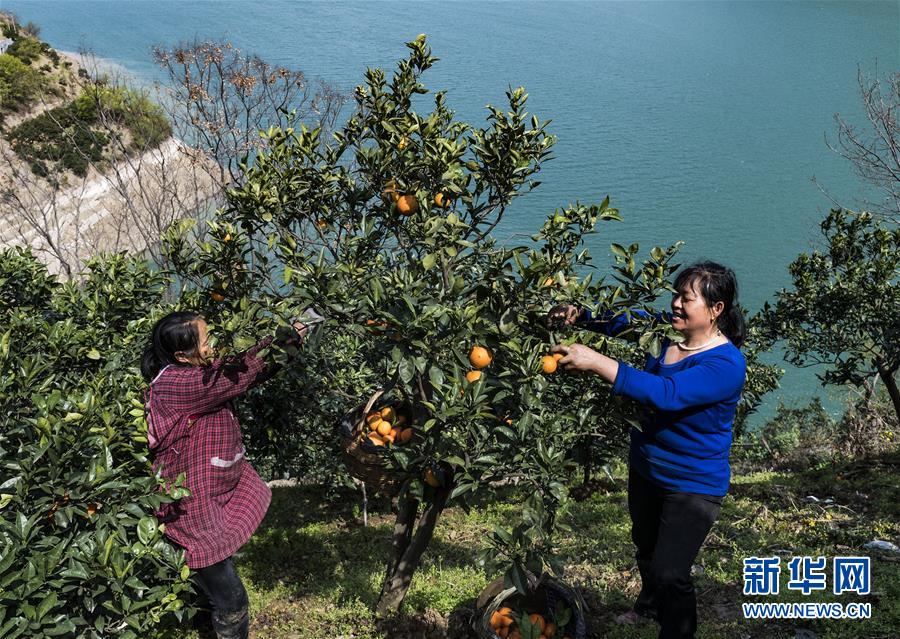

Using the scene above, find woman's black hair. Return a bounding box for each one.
[673,262,746,348]
[140,311,203,382]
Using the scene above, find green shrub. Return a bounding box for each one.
[78,85,171,150]
[7,36,42,65]
[734,384,899,471]
[8,85,171,177]
[0,249,194,638]
[7,102,108,177]
[0,246,57,311]
[0,53,44,110]
[734,399,839,470]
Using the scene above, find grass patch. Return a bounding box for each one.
[164,450,899,638]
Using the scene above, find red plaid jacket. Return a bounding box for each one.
[144,336,278,569]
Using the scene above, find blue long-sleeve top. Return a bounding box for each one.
[578,309,746,496]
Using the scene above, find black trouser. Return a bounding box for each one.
[192,557,249,639]
[628,466,722,639]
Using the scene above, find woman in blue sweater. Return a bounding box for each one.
[548,261,747,639]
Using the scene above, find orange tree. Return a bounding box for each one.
[0,249,193,638]
[167,37,683,613]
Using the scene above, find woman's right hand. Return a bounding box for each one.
[547,304,581,329]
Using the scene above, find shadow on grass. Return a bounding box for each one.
[237,484,488,608]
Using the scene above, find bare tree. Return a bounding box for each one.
[152,40,347,189]
[0,40,346,280]
[825,68,900,222]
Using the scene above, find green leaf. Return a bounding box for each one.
[101,534,114,566]
[35,593,57,621]
[0,618,25,639]
[428,365,444,388]
[449,483,473,500]
[398,358,415,384]
[61,564,89,580]
[505,562,528,595]
[86,349,101,360]
[43,619,77,636]
[137,516,157,546]
[492,525,513,546]
[422,253,436,270]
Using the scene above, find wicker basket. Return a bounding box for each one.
[474,573,587,639]
[338,389,418,492]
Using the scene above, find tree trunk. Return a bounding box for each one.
[380,489,418,595]
[876,363,900,424]
[581,440,592,488]
[375,484,450,614]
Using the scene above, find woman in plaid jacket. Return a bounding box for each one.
[141,312,307,639]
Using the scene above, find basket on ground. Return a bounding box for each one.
[474,572,587,639]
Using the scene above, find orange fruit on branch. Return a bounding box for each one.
[434,191,451,208]
[364,319,389,335]
[376,421,392,437]
[396,194,419,215]
[211,291,226,302]
[465,370,482,383]
[380,406,396,423]
[541,355,558,374]
[469,345,492,369]
[399,428,414,443]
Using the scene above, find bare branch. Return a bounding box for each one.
[826,67,900,221]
